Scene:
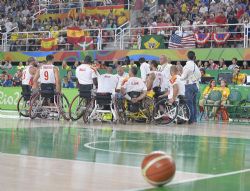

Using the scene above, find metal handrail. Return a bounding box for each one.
[38,0,131,13]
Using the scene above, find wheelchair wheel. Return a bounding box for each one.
[69,95,86,121]
[59,93,70,121]
[83,99,94,123]
[17,96,30,117]
[29,93,41,119]
[176,103,190,124]
[114,98,127,124]
[153,98,178,125]
[143,96,154,123]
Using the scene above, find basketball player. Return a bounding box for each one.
[32,54,60,94]
[121,67,147,103]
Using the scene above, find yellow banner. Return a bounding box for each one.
[37,5,129,21]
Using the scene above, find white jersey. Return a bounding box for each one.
[160,63,172,91]
[40,65,56,84]
[97,74,119,94]
[169,75,185,100]
[150,71,163,88]
[123,77,147,93]
[76,64,97,85]
[22,65,33,85]
[115,72,129,90]
[140,62,150,82]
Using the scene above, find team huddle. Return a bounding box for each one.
[20,51,201,124]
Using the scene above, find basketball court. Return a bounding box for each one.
[0,111,250,191]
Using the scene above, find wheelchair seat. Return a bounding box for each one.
[21,85,31,101]
[127,91,142,113]
[178,95,186,104]
[79,84,92,99]
[40,83,55,98]
[153,86,162,99]
[96,93,112,106]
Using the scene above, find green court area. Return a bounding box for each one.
[0,125,250,191]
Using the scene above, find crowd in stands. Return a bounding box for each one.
[137,0,249,29]
[130,0,250,49]
[0,0,129,51]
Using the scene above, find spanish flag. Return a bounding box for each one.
[67,27,84,44]
[41,38,58,51]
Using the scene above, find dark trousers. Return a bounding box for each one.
[185,84,198,123]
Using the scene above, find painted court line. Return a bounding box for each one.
[0,113,20,119]
[127,169,250,191]
[168,168,250,186]
[84,139,250,157]
[0,152,205,177]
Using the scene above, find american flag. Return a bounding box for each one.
[168,34,196,49]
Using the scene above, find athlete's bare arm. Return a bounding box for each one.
[131,90,147,103]
[54,66,61,93]
[146,73,156,91]
[32,69,40,89]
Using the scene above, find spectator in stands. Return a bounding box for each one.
[218,79,230,106]
[12,69,22,86]
[62,60,73,80]
[209,59,219,70]
[62,76,75,88]
[0,61,12,70]
[228,58,238,70]
[197,60,203,68]
[242,61,249,69]
[200,68,211,78]
[232,65,246,85]
[17,62,25,70]
[207,79,230,118]
[199,79,217,113]
[204,61,211,70]
[218,58,227,70]
[0,71,12,87]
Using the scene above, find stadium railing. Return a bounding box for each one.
[2,23,250,51]
[37,0,131,13]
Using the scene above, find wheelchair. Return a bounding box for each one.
[86,93,118,123]
[29,84,70,120]
[69,84,94,121]
[153,95,190,125]
[17,85,32,117]
[117,91,154,124]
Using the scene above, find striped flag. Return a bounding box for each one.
[41,38,58,51]
[168,34,196,49]
[67,27,84,44]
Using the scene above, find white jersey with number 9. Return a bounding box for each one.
[40,65,56,84]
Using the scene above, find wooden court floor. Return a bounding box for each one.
[0,115,250,191]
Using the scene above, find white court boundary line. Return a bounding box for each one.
[0,113,20,119]
[126,168,250,191]
[84,139,250,157]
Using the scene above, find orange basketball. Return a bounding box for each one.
[141,151,176,186]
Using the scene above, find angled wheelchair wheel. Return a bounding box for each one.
[143,96,154,123]
[17,95,30,117]
[29,93,41,119]
[114,98,127,124]
[59,93,70,121]
[176,103,190,124]
[83,99,94,123]
[153,98,178,125]
[69,95,87,121]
